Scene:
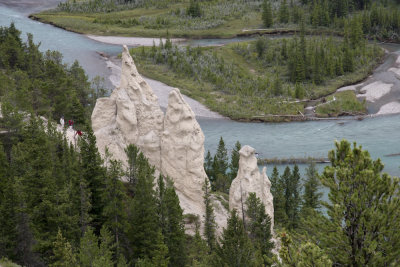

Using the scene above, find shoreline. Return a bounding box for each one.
[27,13,400,122]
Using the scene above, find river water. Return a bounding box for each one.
[1,3,399,177]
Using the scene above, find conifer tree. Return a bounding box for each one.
[307,140,400,266]
[128,152,160,261]
[161,179,186,267]
[229,141,241,181]
[0,142,17,260]
[279,0,290,23]
[245,193,273,262]
[102,159,128,259]
[286,165,301,229]
[203,179,216,251]
[214,136,228,176]
[302,162,322,211]
[50,229,77,267]
[277,233,332,267]
[262,0,273,27]
[204,150,213,179]
[79,226,115,267]
[217,210,255,267]
[125,144,140,197]
[270,166,287,227]
[79,127,106,234]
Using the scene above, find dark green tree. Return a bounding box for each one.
[127,152,160,262]
[229,141,241,182]
[262,0,273,27]
[286,165,301,229]
[302,162,322,211]
[158,177,186,267]
[217,209,255,267]
[279,0,290,23]
[245,193,273,263]
[307,140,400,266]
[79,128,106,234]
[102,159,128,260]
[203,179,216,251]
[270,166,287,227]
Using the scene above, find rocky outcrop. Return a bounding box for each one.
[92,45,164,169]
[91,45,206,222]
[229,145,274,230]
[161,88,207,218]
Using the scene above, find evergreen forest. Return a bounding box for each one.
[1,1,400,265]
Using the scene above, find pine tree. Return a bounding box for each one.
[270,166,287,227]
[277,233,332,267]
[262,0,273,27]
[79,226,115,267]
[281,166,292,227]
[79,127,106,234]
[307,140,400,266]
[102,159,128,259]
[302,162,322,211]
[0,142,17,260]
[160,178,186,267]
[229,141,241,182]
[287,165,301,229]
[215,136,228,176]
[217,210,255,267]
[125,144,140,197]
[204,150,213,179]
[203,179,216,251]
[127,152,160,261]
[50,229,77,267]
[245,193,273,263]
[279,0,290,24]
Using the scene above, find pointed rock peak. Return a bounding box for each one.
[240,145,256,158]
[166,88,195,121]
[229,145,274,231]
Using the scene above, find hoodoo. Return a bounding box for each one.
[91,45,206,222]
[229,145,274,230]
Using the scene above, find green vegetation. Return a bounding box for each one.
[33,0,262,38]
[2,24,400,267]
[130,33,382,120]
[33,0,400,43]
[0,23,106,130]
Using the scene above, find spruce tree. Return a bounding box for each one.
[102,159,128,259]
[50,229,77,267]
[203,179,216,251]
[160,178,186,267]
[204,150,213,180]
[287,165,301,229]
[307,140,400,266]
[270,166,287,227]
[262,0,273,27]
[279,0,290,23]
[215,136,228,176]
[245,193,273,263]
[229,141,241,181]
[302,162,322,211]
[127,152,160,261]
[79,127,106,234]
[125,144,140,197]
[217,210,255,267]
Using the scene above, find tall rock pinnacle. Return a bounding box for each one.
[229,145,274,230]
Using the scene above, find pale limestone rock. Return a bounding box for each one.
[91,46,208,227]
[91,45,164,169]
[161,88,207,218]
[229,145,274,230]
